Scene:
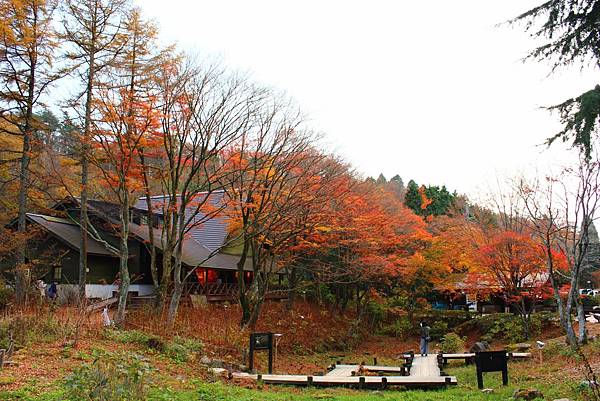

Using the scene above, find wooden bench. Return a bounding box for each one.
[440,352,531,366]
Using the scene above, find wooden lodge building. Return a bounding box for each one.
[9,192,278,302]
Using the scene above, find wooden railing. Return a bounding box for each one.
[185,282,287,301]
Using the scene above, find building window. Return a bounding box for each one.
[53,266,62,281]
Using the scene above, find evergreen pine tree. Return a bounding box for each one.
[404,180,421,214]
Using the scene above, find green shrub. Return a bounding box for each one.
[104,329,203,362]
[413,310,473,329]
[0,314,68,349]
[365,301,386,329]
[164,336,203,363]
[455,312,557,344]
[439,333,466,353]
[380,317,412,338]
[65,350,154,401]
[0,286,14,309]
[581,295,600,308]
[429,321,449,339]
[103,328,162,349]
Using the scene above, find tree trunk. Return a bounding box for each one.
[515,297,532,340]
[245,294,265,331]
[115,191,131,324]
[14,40,37,305]
[166,260,184,327]
[79,48,96,302]
[15,119,33,305]
[140,155,159,310]
[237,234,251,327]
[564,287,579,345]
[166,241,185,327]
[155,236,175,312]
[577,301,587,344]
[545,242,578,345]
[166,206,189,326]
[285,265,297,311]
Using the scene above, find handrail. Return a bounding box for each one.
[186,282,287,297]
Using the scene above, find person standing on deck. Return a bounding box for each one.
[419,321,431,356]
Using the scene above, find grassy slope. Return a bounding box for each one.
[1,361,583,401]
[0,306,595,400]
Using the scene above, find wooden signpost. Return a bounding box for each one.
[249,332,274,374]
[475,350,508,389]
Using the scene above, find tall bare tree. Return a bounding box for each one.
[148,59,266,325]
[519,155,600,345]
[61,0,128,301]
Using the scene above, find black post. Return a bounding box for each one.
[381,377,387,389]
[476,367,484,389]
[268,341,273,374]
[249,342,255,372]
[502,367,508,386]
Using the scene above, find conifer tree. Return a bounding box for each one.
[514,1,600,156]
[61,0,129,301]
[0,0,62,303]
[404,180,421,213]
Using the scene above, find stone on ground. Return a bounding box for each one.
[513,388,544,400]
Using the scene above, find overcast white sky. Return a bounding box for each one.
[135,0,597,197]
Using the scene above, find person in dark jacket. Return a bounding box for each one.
[47,282,58,301]
[419,321,431,356]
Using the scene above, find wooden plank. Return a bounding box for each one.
[442,352,531,359]
[409,355,440,377]
[325,366,356,376]
[234,368,457,387]
[331,364,404,373]
[233,373,456,386]
[85,297,118,312]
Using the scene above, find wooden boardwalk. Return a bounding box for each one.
[230,355,457,388]
[409,354,441,377]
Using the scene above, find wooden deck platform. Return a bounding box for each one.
[231,355,457,388]
[438,352,531,365]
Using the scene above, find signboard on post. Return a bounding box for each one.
[249,332,274,374]
[466,293,477,312]
[475,350,508,389]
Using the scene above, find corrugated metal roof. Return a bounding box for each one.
[26,213,115,257]
[129,222,252,271]
[134,191,230,252]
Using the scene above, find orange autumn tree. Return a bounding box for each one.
[221,120,345,328]
[90,8,167,322]
[300,180,431,315]
[472,230,558,339]
[92,88,160,323]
